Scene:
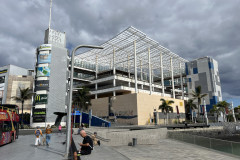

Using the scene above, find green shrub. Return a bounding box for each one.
[51,125,57,128]
[23,125,30,129]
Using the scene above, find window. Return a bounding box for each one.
[3,121,12,132]
[208,62,214,69]
[0,76,5,83]
[193,68,198,74]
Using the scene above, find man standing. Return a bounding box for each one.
[78,130,93,155]
[34,126,43,146]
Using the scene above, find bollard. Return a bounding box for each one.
[132,138,137,147]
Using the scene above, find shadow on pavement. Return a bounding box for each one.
[29,144,65,156]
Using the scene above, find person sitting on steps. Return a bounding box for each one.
[77,130,93,156]
[91,132,100,146]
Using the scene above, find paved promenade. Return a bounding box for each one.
[0,133,66,160]
[1,131,239,160]
[73,134,240,160]
[113,139,240,160]
[73,134,130,160]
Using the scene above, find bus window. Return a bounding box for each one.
[3,121,12,132]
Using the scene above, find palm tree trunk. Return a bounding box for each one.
[198,104,200,118]
[21,101,24,127]
[191,110,194,122]
[166,113,168,125]
[80,108,83,125]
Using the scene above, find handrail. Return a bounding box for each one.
[168,131,240,156]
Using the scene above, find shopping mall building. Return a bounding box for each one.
[30,26,222,127]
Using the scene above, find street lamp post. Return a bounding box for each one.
[203,99,208,125]
[232,102,236,122]
[65,45,103,157]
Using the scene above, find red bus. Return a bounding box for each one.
[0,104,19,146]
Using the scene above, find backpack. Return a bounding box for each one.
[36,129,40,136]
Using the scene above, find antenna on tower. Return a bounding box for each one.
[48,0,53,30]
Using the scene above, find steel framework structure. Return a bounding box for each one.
[75,26,188,78]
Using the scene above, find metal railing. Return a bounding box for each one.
[168,132,240,157]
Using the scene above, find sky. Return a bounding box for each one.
[0,0,239,107]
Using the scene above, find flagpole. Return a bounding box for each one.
[203,99,208,125]
[232,102,236,122]
[48,0,52,30]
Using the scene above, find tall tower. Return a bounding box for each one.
[31,0,69,127]
[185,56,222,112]
[31,29,68,127]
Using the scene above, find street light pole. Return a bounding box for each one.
[232,102,236,122]
[65,45,103,157]
[203,99,208,125]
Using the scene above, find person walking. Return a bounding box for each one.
[34,126,43,146]
[45,124,52,146]
[58,124,62,135]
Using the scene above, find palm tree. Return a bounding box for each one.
[73,86,91,111]
[210,104,224,122]
[191,86,207,117]
[216,101,230,122]
[12,87,33,127]
[73,86,91,124]
[234,105,240,113]
[185,99,197,123]
[159,98,174,125]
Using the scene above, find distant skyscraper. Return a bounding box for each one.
[185,57,222,112]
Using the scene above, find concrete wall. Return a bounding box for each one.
[82,127,167,146]
[91,97,109,117]
[112,93,138,125]
[47,45,68,123]
[137,93,185,125]
[90,92,185,125]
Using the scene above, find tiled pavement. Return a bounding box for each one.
[1,133,239,160]
[0,133,66,160]
[113,139,240,160]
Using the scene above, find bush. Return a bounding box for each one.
[226,115,234,122]
[173,119,178,124]
[51,125,57,128]
[23,125,30,129]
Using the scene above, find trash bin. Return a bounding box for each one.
[132,138,137,147]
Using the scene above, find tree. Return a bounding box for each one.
[73,86,91,112]
[209,104,224,122]
[191,86,207,117]
[185,99,197,123]
[234,105,240,113]
[159,98,174,125]
[73,86,92,125]
[12,87,33,127]
[216,101,230,122]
